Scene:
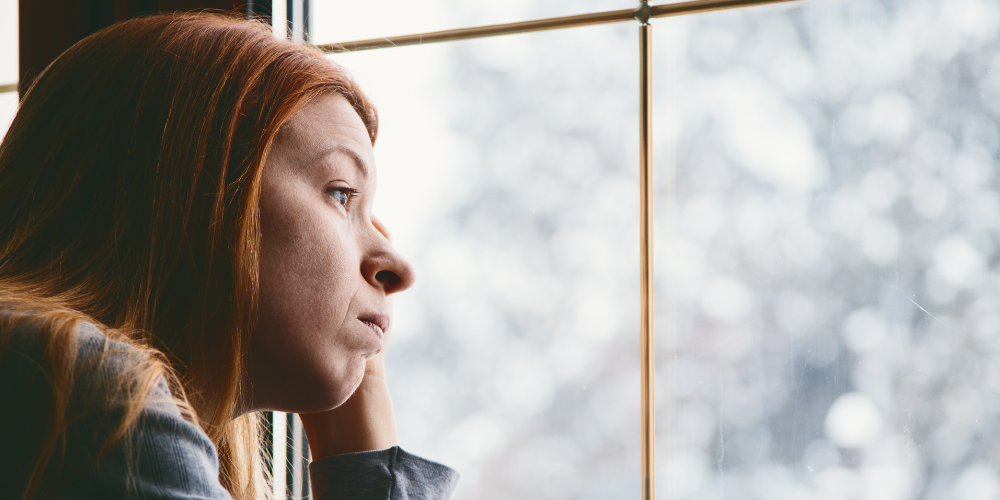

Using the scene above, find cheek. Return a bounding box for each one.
[259,194,356,322]
[253,189,372,410]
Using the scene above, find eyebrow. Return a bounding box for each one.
[319,144,370,180]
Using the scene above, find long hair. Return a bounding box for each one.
[0,13,377,499]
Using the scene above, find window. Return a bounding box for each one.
[7,1,997,498]
[663,2,1000,498]
[326,15,643,500]
[317,0,1000,499]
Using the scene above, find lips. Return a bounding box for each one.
[358,313,389,340]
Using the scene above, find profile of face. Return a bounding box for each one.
[248,94,414,413]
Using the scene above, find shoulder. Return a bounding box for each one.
[0,306,125,372]
[0,309,232,499]
[0,309,123,414]
[0,310,161,416]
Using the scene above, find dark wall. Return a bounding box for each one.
[18,0,253,97]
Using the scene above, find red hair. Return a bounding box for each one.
[0,12,377,499]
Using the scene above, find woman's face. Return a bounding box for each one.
[248,94,414,413]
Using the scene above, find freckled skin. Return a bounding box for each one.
[247,94,414,415]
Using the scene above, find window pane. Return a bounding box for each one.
[0,0,15,84]
[328,21,641,499]
[660,0,1000,498]
[311,0,638,46]
[0,0,17,138]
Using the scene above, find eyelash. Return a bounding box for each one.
[326,187,359,208]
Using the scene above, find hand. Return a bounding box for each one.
[299,352,399,459]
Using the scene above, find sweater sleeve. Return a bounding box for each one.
[10,323,235,500]
[50,395,235,499]
[0,317,459,500]
[50,380,460,500]
[309,446,460,500]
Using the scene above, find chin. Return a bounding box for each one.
[294,357,368,413]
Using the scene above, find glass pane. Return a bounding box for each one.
[0,0,15,84]
[0,0,17,138]
[311,0,638,46]
[330,21,641,500]
[659,0,1000,498]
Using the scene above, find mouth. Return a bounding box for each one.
[358,313,390,341]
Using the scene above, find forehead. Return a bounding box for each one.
[277,94,372,155]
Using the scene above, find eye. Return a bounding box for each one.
[326,187,358,207]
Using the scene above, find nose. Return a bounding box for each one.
[362,216,415,295]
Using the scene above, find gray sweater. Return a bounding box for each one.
[0,318,458,499]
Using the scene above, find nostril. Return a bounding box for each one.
[375,270,400,288]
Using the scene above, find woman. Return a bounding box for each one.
[0,12,457,500]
